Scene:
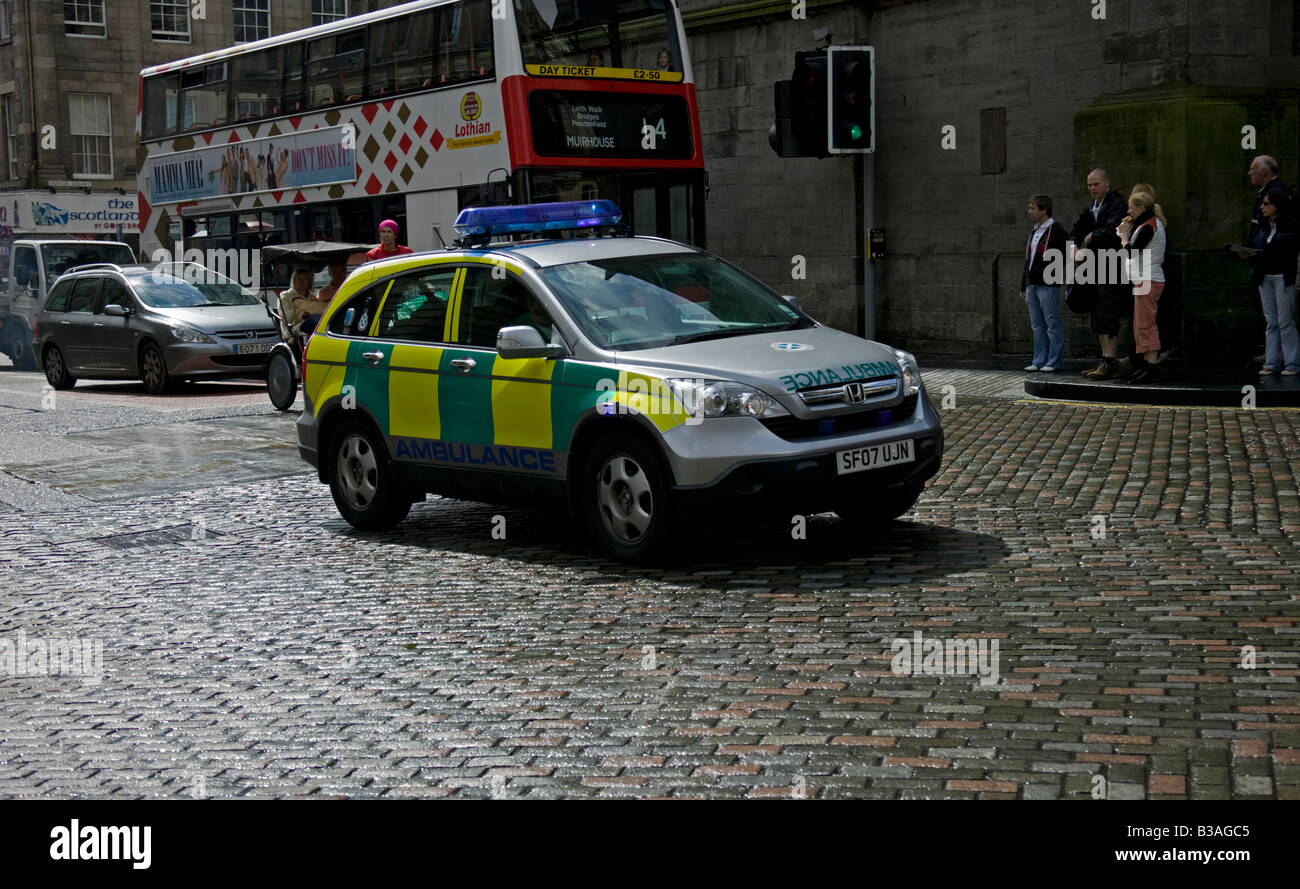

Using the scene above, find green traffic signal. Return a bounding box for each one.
[849,123,862,142]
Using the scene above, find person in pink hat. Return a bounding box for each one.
[365,218,413,262]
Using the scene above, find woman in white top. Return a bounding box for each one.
[1117,191,1166,383]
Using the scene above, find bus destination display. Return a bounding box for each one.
[529,92,693,160]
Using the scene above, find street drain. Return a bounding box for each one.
[95,525,223,550]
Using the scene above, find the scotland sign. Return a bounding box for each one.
[0,191,139,233]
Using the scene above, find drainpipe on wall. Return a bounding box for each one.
[991,252,1000,354]
[23,0,39,189]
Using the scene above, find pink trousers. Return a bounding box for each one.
[1133,281,1164,353]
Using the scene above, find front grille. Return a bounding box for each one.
[760,394,918,441]
[214,328,277,340]
[799,374,898,406]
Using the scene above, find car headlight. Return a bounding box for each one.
[170,325,216,344]
[893,349,921,396]
[666,378,790,419]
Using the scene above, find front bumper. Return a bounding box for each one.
[164,341,275,376]
[671,428,943,516]
[659,387,944,514]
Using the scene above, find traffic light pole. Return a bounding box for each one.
[863,151,875,341]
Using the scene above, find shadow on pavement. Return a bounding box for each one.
[343,499,1011,587]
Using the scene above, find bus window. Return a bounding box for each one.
[180,63,228,131]
[143,73,179,138]
[369,11,435,96]
[307,30,366,108]
[283,43,305,114]
[514,0,679,73]
[232,48,280,120]
[438,0,494,85]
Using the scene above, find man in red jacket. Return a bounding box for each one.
[364,219,413,262]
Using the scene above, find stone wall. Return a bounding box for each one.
[679,0,1300,356]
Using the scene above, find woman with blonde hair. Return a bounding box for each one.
[1117,191,1167,382]
[1129,183,1166,225]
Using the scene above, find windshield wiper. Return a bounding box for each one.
[666,328,749,346]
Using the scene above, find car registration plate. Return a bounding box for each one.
[235,342,272,355]
[836,439,914,475]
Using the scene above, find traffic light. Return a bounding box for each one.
[769,50,828,158]
[827,46,874,154]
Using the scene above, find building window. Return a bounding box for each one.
[312,0,347,26]
[0,2,13,43]
[152,0,190,41]
[233,0,271,43]
[2,94,16,180]
[64,0,107,37]
[69,93,112,178]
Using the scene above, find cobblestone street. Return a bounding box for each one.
[1,367,1297,799]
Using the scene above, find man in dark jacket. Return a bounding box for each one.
[1070,168,1128,380]
[1021,194,1068,372]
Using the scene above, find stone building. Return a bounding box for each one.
[678,0,1300,357]
[0,1,383,246]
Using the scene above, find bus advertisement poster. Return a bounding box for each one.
[143,126,357,206]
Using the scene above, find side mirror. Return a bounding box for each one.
[15,267,30,287]
[103,304,131,317]
[781,294,803,312]
[497,325,563,359]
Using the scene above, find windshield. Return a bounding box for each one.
[515,0,680,74]
[130,265,261,309]
[41,243,135,278]
[539,252,806,351]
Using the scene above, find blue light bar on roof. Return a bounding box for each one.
[454,200,623,237]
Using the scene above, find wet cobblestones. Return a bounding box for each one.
[0,370,1297,798]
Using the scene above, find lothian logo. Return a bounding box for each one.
[772,342,814,352]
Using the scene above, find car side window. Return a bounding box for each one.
[97,278,129,312]
[45,279,74,313]
[458,266,552,348]
[327,281,386,337]
[66,277,100,313]
[374,268,456,343]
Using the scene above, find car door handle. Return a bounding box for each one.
[92,322,104,328]
[361,350,385,365]
[450,357,476,373]
[60,320,70,325]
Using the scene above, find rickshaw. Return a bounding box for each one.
[261,242,368,410]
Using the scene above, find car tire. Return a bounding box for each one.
[835,482,925,527]
[583,433,673,562]
[7,326,36,371]
[266,349,297,411]
[43,345,76,390]
[328,418,411,531]
[139,342,171,395]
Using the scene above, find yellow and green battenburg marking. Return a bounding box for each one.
[304,258,695,461]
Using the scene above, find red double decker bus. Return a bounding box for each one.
[137,0,705,260]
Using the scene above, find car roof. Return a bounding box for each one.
[495,236,698,268]
[362,236,699,276]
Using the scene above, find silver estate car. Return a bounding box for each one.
[34,263,278,394]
